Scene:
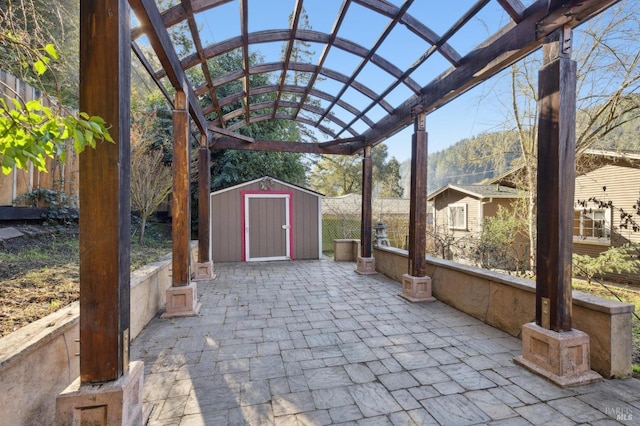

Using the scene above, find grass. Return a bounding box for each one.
[572,278,640,378]
[0,221,173,337]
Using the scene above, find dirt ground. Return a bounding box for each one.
[0,222,172,337]
[0,230,79,336]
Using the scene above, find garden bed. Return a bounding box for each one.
[0,222,172,337]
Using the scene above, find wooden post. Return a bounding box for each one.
[356,146,376,274]
[514,27,598,387]
[193,134,215,280]
[164,90,201,316]
[401,112,435,302]
[408,113,428,277]
[78,0,131,384]
[536,27,576,332]
[172,90,190,287]
[197,141,211,264]
[360,146,373,258]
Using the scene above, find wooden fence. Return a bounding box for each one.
[0,70,79,208]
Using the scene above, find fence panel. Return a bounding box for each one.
[321,194,410,254]
[0,70,79,208]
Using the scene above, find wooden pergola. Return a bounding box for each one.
[64,0,620,422]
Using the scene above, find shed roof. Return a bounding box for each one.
[210,175,324,198]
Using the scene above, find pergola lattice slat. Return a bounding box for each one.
[129,0,207,134]
[129,0,619,153]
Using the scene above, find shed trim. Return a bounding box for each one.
[241,190,294,262]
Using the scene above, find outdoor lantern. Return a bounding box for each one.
[374,222,391,247]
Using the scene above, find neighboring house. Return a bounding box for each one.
[491,149,640,255]
[571,150,640,257]
[488,149,640,282]
[427,184,523,262]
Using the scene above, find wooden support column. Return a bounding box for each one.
[361,146,373,258]
[514,27,600,387]
[56,1,144,423]
[78,0,131,385]
[164,90,201,317]
[194,134,215,280]
[172,90,190,287]
[401,113,435,302]
[356,146,376,274]
[408,113,428,277]
[535,27,576,333]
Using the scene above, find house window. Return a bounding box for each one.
[573,207,611,243]
[448,203,467,230]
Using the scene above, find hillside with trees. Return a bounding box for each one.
[414,111,640,195]
[424,130,522,193]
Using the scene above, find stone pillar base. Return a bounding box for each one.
[400,274,436,302]
[356,256,376,275]
[193,260,215,281]
[56,360,144,426]
[162,282,201,318]
[514,322,601,387]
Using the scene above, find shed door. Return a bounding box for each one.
[244,194,290,261]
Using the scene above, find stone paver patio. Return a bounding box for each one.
[131,260,639,425]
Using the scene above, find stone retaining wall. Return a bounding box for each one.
[373,246,634,379]
[0,243,198,426]
[333,239,360,261]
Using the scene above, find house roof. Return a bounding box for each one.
[427,184,521,201]
[210,176,324,198]
[490,149,640,188]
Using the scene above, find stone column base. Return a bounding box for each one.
[193,260,215,281]
[514,322,601,387]
[56,360,144,426]
[400,274,436,302]
[356,256,376,275]
[162,282,201,318]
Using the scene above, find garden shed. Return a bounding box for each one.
[210,176,323,262]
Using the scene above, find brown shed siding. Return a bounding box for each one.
[211,187,243,262]
[211,178,321,262]
[293,188,320,259]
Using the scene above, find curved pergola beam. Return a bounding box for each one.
[221,113,339,139]
[193,60,393,114]
[202,85,375,128]
[129,0,614,149]
[132,0,462,68]
[156,30,421,94]
[210,99,359,137]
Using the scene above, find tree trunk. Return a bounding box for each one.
[139,216,146,245]
[527,164,536,272]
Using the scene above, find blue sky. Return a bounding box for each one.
[148,0,534,161]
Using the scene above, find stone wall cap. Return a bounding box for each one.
[374,246,636,315]
[0,301,79,371]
